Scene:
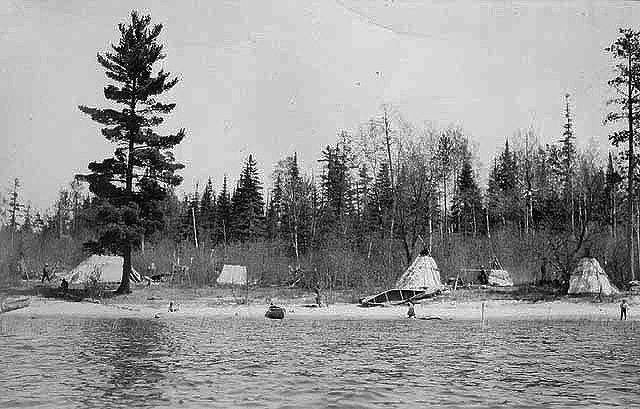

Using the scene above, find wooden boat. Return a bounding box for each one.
[265,305,285,319]
[359,288,440,307]
[1,297,31,313]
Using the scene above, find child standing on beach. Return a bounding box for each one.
[407,301,416,318]
[620,299,628,321]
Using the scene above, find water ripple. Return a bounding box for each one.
[1,316,639,408]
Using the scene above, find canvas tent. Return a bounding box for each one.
[568,258,618,296]
[62,255,142,284]
[217,264,247,286]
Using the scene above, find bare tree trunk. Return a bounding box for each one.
[9,179,19,249]
[192,207,199,249]
[383,109,396,268]
[116,79,138,294]
[293,222,300,269]
[612,190,617,239]
[428,216,433,255]
[628,51,636,282]
[486,209,491,239]
[472,205,477,237]
[119,242,132,294]
[636,201,640,274]
[443,178,448,239]
[529,194,534,234]
[570,181,575,238]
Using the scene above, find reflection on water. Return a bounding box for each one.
[1,315,639,408]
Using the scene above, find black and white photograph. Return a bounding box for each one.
[2,1,640,407]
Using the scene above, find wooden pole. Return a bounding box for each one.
[192,207,199,249]
[486,209,491,239]
[481,302,485,328]
[429,217,433,255]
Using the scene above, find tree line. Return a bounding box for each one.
[2,14,640,292]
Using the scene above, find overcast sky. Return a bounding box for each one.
[2,0,640,212]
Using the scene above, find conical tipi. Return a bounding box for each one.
[568,258,618,296]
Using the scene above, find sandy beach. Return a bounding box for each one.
[4,295,636,322]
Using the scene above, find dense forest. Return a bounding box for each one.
[2,15,640,294]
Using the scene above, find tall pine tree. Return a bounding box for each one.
[230,155,265,241]
[451,148,483,235]
[199,177,217,245]
[217,175,231,243]
[78,11,185,293]
[605,28,640,282]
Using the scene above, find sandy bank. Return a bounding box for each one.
[3,296,635,322]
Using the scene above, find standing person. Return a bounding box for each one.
[407,301,416,318]
[478,266,488,285]
[620,299,629,321]
[41,263,51,283]
[60,278,69,292]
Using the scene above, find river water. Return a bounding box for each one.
[1,315,639,408]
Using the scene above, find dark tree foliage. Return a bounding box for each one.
[356,164,372,223]
[199,177,217,245]
[266,174,283,240]
[451,149,483,235]
[605,28,640,282]
[487,141,519,226]
[77,11,185,293]
[275,154,307,259]
[319,142,353,225]
[217,175,232,243]
[230,155,265,241]
[367,163,393,229]
[605,152,622,235]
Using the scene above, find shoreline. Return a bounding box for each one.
[2,296,634,322]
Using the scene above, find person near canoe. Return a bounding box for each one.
[478,265,488,285]
[60,278,69,292]
[41,263,51,283]
[407,301,416,318]
[620,299,628,321]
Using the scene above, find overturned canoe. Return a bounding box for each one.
[359,288,440,307]
[1,297,31,313]
[265,305,285,319]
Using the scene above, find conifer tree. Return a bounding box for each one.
[486,158,501,225]
[367,163,393,229]
[561,94,577,235]
[605,28,640,281]
[451,149,483,235]
[356,164,372,225]
[8,178,22,249]
[199,177,217,244]
[21,204,32,235]
[274,153,306,263]
[487,141,519,227]
[78,11,185,293]
[605,152,622,237]
[319,142,353,225]
[217,175,231,243]
[230,155,264,241]
[266,175,283,240]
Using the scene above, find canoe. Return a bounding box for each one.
[359,288,440,307]
[265,305,285,319]
[1,297,31,313]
